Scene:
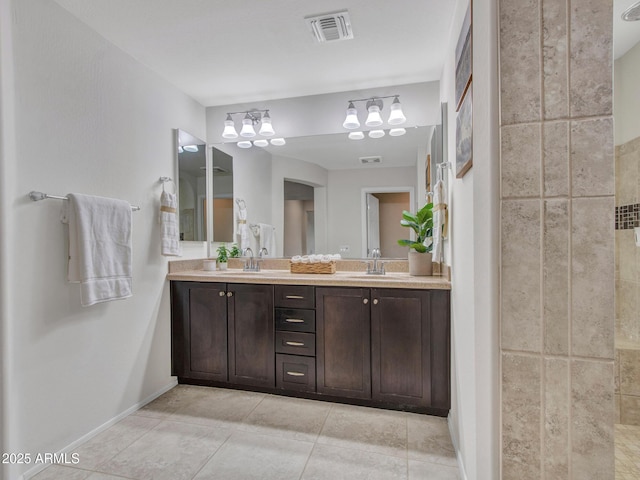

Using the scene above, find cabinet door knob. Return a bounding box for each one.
[227,292,233,297]
[373,299,379,305]
[219,291,226,297]
[363,298,368,304]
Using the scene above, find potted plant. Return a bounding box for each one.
[397,202,433,276]
[216,243,229,270]
[229,244,240,258]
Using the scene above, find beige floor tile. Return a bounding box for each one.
[193,431,313,480]
[96,420,231,480]
[167,388,265,429]
[300,443,407,480]
[317,404,408,458]
[408,460,460,480]
[31,465,92,480]
[237,394,332,442]
[407,413,457,467]
[73,415,162,470]
[135,385,216,419]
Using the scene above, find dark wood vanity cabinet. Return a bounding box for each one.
[171,280,450,415]
[316,287,372,400]
[371,288,450,409]
[171,281,274,388]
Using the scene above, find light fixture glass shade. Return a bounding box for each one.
[389,128,406,137]
[237,141,252,148]
[183,145,198,152]
[365,105,383,127]
[222,115,238,139]
[388,97,406,125]
[253,139,269,147]
[270,138,286,146]
[343,102,360,129]
[348,131,365,140]
[368,129,385,139]
[259,112,275,136]
[240,115,256,138]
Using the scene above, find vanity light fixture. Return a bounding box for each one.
[237,141,252,149]
[183,145,199,152]
[348,131,365,140]
[222,109,276,140]
[342,95,406,130]
[270,138,286,146]
[253,139,269,147]
[235,138,287,149]
[389,128,406,137]
[368,129,385,139]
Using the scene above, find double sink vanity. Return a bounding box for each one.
[167,258,451,416]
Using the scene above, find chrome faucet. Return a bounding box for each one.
[242,247,260,271]
[366,248,385,275]
[259,247,268,258]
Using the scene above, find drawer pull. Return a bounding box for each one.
[286,371,305,377]
[285,341,305,347]
[285,295,305,299]
[285,318,305,323]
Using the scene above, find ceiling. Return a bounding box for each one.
[52,0,457,106]
[615,0,640,58]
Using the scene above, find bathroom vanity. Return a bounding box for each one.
[168,263,451,416]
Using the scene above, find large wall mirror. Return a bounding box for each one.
[211,123,441,259]
[176,130,207,242]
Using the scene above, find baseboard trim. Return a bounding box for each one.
[448,414,468,480]
[22,378,178,480]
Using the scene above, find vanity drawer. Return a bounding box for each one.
[276,354,316,392]
[275,308,316,333]
[275,331,316,356]
[274,285,315,309]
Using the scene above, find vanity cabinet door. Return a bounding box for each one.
[316,287,371,399]
[371,289,430,406]
[171,281,228,382]
[228,284,275,388]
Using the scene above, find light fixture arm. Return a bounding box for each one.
[226,109,270,125]
[346,95,401,111]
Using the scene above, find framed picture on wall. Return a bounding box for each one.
[455,4,472,112]
[456,84,473,178]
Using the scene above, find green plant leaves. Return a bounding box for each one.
[399,202,434,252]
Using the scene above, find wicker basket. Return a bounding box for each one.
[290,261,336,274]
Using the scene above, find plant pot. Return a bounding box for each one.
[218,261,228,271]
[408,250,432,276]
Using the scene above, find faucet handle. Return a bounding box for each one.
[259,247,268,258]
[371,248,381,259]
[242,247,253,257]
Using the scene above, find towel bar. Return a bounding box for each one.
[28,191,141,211]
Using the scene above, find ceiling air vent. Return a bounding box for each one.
[305,11,354,43]
[359,156,382,165]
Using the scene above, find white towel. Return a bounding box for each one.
[258,223,276,255]
[160,191,181,256]
[432,179,448,264]
[236,199,251,250]
[61,193,133,307]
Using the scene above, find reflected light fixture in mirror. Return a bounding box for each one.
[389,128,406,137]
[348,131,365,140]
[254,139,269,147]
[237,141,252,148]
[369,129,385,138]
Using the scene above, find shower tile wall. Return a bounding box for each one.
[499,0,615,478]
[615,135,640,426]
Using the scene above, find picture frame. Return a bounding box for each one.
[456,84,473,178]
[455,4,472,112]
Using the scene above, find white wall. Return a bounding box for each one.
[444,0,499,479]
[1,1,206,478]
[614,40,640,145]
[327,167,416,258]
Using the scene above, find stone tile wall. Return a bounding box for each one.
[499,0,614,478]
[615,135,640,426]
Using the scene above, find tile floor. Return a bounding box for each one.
[32,385,460,480]
[616,423,640,480]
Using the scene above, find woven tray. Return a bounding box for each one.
[290,261,336,274]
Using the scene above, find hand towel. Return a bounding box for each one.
[432,179,448,265]
[258,223,276,255]
[160,190,181,256]
[236,198,251,249]
[61,193,133,307]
